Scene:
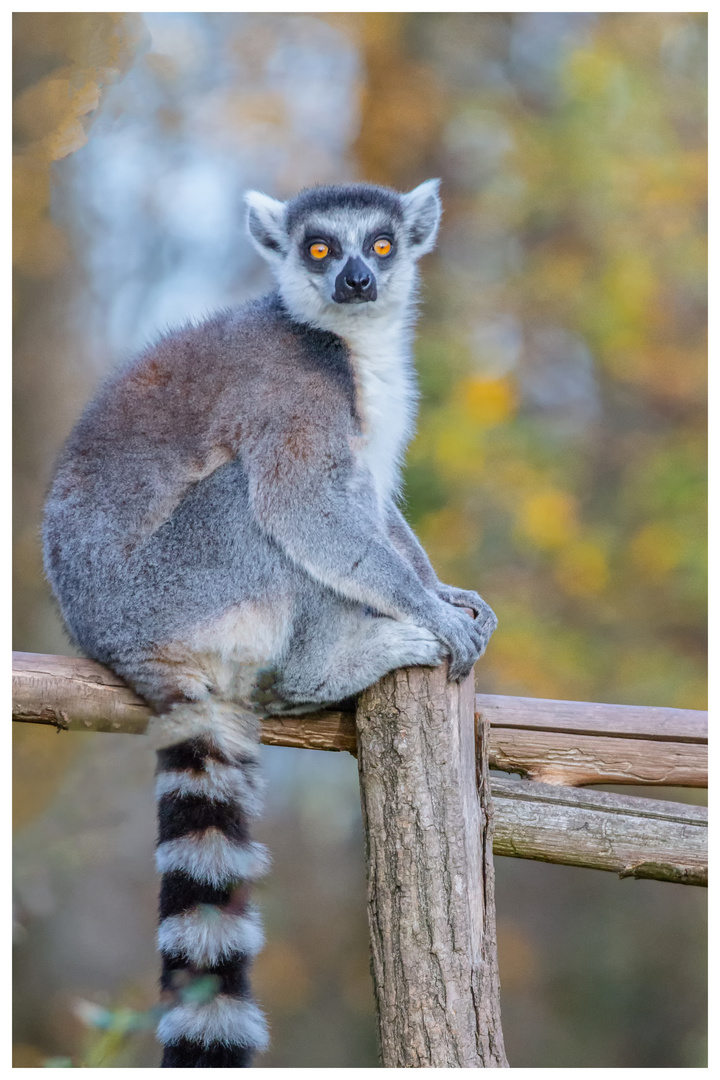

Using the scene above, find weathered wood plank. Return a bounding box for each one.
[260,710,356,754]
[490,727,707,787]
[355,664,508,1067]
[12,651,151,734]
[476,693,707,743]
[491,778,707,886]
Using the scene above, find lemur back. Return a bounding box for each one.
[43,181,497,1066]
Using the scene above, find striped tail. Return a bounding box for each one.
[154,711,269,1067]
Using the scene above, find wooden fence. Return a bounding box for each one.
[13,651,707,887]
[12,650,707,1066]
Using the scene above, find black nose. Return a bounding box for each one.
[346,268,371,289]
[333,256,377,303]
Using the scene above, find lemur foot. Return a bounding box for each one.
[251,667,287,710]
[384,621,448,670]
[252,620,447,714]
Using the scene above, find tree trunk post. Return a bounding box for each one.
[355,663,508,1068]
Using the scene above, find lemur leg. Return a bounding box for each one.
[256,599,448,714]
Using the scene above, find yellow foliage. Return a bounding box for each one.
[483,622,587,701]
[433,422,485,481]
[497,921,538,990]
[419,507,480,563]
[614,645,704,708]
[564,46,620,100]
[13,217,68,277]
[534,249,588,303]
[12,159,51,218]
[340,952,375,1015]
[516,489,578,550]
[13,725,81,831]
[354,13,445,187]
[670,677,708,712]
[13,13,143,287]
[607,340,706,404]
[12,1044,46,1067]
[460,376,517,426]
[486,461,551,520]
[629,522,685,582]
[554,540,609,597]
[602,251,657,326]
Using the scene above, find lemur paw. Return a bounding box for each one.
[429,591,498,680]
[437,583,497,630]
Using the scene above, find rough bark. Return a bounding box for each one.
[355,663,508,1068]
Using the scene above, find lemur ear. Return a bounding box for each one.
[245,191,288,263]
[401,179,442,257]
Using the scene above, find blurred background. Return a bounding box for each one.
[13,11,707,1068]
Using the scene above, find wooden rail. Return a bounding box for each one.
[491,778,706,886]
[12,652,707,886]
[477,694,707,787]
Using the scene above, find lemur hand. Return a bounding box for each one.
[425,595,496,682]
[437,583,496,624]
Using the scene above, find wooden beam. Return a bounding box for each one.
[475,693,707,743]
[259,710,356,753]
[488,727,707,787]
[491,778,707,887]
[12,651,152,735]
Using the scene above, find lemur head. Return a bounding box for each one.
[245,180,441,334]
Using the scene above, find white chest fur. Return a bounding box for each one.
[345,323,417,506]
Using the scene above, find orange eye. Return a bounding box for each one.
[309,242,329,260]
[373,238,392,257]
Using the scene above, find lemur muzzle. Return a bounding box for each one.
[333,255,377,303]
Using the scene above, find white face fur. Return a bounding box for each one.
[245,181,442,339]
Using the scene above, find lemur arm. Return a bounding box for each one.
[244,412,489,679]
[246,415,435,620]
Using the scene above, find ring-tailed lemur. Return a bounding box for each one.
[42,179,497,1067]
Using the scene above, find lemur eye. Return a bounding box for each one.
[309,242,329,260]
[373,238,393,257]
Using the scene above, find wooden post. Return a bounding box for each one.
[355,664,508,1068]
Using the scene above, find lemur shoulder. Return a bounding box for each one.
[43,179,497,1067]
